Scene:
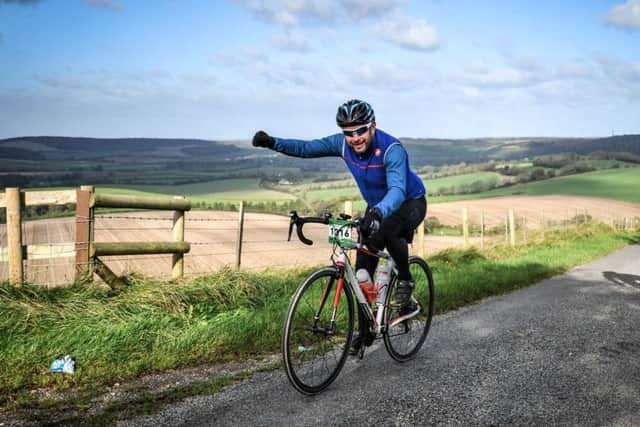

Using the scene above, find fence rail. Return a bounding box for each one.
[0,186,192,288]
[1,191,639,287]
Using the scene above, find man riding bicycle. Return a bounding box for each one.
[252,99,427,313]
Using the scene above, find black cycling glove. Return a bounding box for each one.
[360,207,382,238]
[252,131,275,149]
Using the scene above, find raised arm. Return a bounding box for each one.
[253,131,343,158]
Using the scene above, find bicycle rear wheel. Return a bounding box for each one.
[383,256,434,362]
[282,266,354,395]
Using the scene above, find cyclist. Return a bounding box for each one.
[252,99,427,311]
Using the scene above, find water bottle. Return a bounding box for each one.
[356,268,377,304]
[374,260,392,306]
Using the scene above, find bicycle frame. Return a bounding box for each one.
[329,240,394,336]
[288,211,421,339]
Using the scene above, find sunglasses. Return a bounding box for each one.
[342,123,372,137]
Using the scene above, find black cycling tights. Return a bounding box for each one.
[356,197,427,281]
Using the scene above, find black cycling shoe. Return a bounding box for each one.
[391,279,415,309]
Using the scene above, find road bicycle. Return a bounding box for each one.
[282,210,435,395]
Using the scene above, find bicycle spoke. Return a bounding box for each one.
[383,257,434,362]
[283,267,354,394]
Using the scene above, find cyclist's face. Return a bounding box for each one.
[342,122,376,154]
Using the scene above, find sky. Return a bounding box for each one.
[0,0,639,140]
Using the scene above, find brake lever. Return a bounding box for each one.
[288,211,298,242]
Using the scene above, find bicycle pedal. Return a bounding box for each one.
[357,346,365,360]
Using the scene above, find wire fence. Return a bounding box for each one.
[1,203,639,287]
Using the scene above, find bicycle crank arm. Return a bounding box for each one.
[310,326,334,337]
[390,304,422,327]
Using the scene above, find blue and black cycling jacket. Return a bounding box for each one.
[273,129,426,219]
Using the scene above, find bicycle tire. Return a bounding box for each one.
[383,256,434,362]
[282,266,354,395]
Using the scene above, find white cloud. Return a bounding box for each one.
[454,57,598,91]
[340,61,439,92]
[456,66,544,89]
[27,69,220,103]
[181,73,217,87]
[340,0,404,19]
[233,1,440,53]
[450,52,640,112]
[605,0,640,30]
[272,30,312,52]
[593,52,640,86]
[233,0,334,26]
[213,48,270,67]
[234,0,405,25]
[554,62,593,79]
[373,13,439,51]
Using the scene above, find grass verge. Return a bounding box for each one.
[1,224,638,419]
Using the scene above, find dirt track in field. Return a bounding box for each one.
[1,195,639,285]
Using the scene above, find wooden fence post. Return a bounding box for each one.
[235,201,245,271]
[6,188,23,286]
[462,208,469,247]
[508,209,516,247]
[80,185,94,281]
[344,200,353,218]
[172,199,185,279]
[75,188,92,281]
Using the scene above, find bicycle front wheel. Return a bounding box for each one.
[383,256,434,362]
[282,266,354,395]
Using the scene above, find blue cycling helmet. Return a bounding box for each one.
[336,99,375,127]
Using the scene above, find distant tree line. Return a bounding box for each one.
[0,203,75,224]
[191,199,307,216]
[0,172,84,188]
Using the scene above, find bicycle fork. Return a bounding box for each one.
[311,272,346,337]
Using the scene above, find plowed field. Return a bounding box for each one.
[1,196,638,286]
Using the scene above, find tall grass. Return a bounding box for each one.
[1,225,638,409]
[0,268,304,405]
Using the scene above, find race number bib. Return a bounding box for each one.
[328,219,353,245]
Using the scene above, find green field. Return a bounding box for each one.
[427,167,640,204]
[306,172,503,201]
[20,166,639,213]
[423,171,502,190]
[305,185,360,200]
[99,179,296,203]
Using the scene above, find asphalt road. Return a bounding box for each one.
[122,245,640,427]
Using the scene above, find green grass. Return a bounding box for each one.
[423,171,502,190]
[20,165,639,209]
[99,179,296,203]
[1,225,638,416]
[494,161,533,169]
[22,179,297,204]
[305,172,502,201]
[0,268,304,408]
[306,186,360,200]
[427,167,640,204]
